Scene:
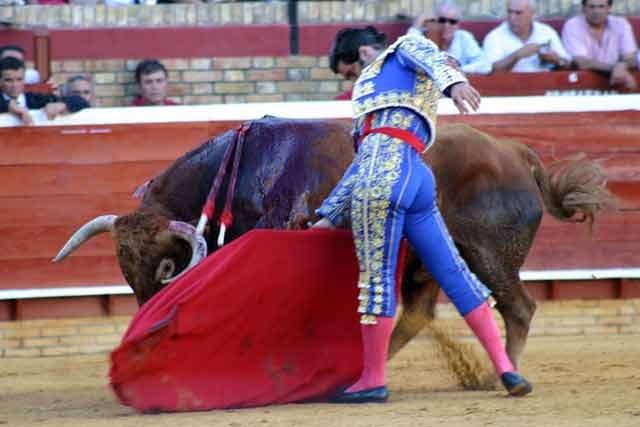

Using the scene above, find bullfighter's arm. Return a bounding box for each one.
[314,160,358,227]
[395,35,468,94]
[397,35,481,113]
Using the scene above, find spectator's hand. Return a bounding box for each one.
[42,102,68,121]
[539,51,564,66]
[449,82,481,114]
[610,62,638,91]
[47,77,61,97]
[8,100,33,126]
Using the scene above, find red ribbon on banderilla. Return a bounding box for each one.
[196,122,250,247]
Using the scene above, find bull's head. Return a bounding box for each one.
[53,212,207,306]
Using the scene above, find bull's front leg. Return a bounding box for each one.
[494,281,537,368]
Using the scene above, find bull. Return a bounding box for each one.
[53,116,612,369]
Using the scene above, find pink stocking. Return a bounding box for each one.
[347,316,394,392]
[463,302,514,375]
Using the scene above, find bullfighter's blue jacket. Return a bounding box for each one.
[351,34,468,147]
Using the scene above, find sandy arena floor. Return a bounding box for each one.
[2,333,639,427]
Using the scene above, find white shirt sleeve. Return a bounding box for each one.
[546,26,572,61]
[482,27,506,68]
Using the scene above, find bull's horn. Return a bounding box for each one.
[160,220,208,284]
[52,215,117,263]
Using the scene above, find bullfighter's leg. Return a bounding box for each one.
[388,255,440,359]
[330,132,412,403]
[403,160,532,396]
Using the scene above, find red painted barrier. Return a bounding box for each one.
[1,108,638,319]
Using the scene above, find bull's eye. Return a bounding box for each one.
[155,258,176,282]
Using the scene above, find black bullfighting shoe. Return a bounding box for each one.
[329,385,389,404]
[501,372,533,397]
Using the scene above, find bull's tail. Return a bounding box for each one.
[524,147,616,228]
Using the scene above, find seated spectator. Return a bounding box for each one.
[483,0,572,72]
[406,13,437,39]
[62,75,94,106]
[562,0,638,90]
[0,44,40,84]
[412,1,491,74]
[0,57,88,125]
[131,59,178,106]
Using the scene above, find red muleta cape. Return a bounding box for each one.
[110,229,405,412]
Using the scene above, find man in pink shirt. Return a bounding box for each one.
[562,0,639,90]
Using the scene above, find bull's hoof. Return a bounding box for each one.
[501,372,533,397]
[329,385,388,404]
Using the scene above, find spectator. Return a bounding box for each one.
[131,59,178,106]
[406,12,438,39]
[0,44,41,84]
[62,75,94,106]
[0,57,88,125]
[414,1,491,74]
[483,0,572,72]
[562,0,638,90]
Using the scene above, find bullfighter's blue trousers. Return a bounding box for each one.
[316,108,491,323]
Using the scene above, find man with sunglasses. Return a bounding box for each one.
[429,1,492,74]
[483,0,572,72]
[561,0,638,90]
[315,26,532,403]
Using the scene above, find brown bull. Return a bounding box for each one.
[53,116,612,369]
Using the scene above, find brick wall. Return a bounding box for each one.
[50,56,350,107]
[1,299,639,358]
[1,2,639,28]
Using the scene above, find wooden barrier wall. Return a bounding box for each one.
[468,71,640,96]
[1,110,639,319]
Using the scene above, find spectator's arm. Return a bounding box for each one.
[609,61,637,90]
[459,32,492,75]
[490,44,541,72]
[542,30,573,69]
[618,18,639,60]
[7,99,33,126]
[483,29,542,72]
[42,102,68,121]
[623,51,639,70]
[59,95,90,113]
[572,56,618,73]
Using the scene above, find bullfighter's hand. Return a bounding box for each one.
[450,82,481,114]
[311,217,335,229]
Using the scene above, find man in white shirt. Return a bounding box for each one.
[483,0,572,72]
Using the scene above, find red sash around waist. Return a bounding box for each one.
[357,114,426,153]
